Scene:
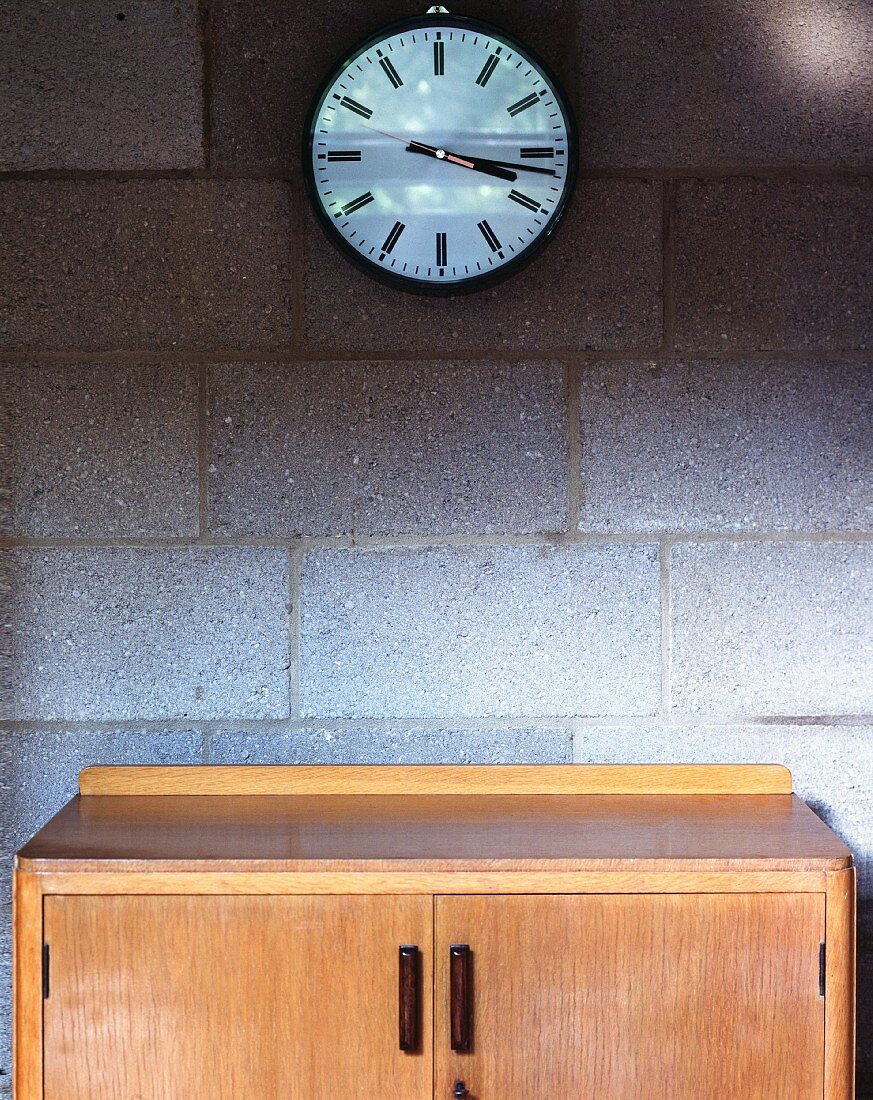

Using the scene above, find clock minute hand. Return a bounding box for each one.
[478,157,558,177]
[404,143,517,182]
[362,122,518,181]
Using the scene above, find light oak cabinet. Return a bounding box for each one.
[14,765,855,1099]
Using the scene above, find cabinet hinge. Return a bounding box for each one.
[42,943,50,1000]
[818,940,826,999]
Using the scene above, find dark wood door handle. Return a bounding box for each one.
[399,945,420,1051]
[450,944,472,1052]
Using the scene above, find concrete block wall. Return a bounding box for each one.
[1,0,871,1091]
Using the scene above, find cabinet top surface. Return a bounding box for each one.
[77,763,792,797]
[17,790,851,873]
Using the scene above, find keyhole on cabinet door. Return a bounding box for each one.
[453,1081,469,1099]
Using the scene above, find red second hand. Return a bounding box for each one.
[362,123,475,169]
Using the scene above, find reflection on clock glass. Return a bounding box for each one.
[306,20,575,291]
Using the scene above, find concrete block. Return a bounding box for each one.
[2,363,199,538]
[578,359,873,532]
[300,544,661,718]
[0,181,293,351]
[0,0,203,170]
[209,361,568,537]
[209,727,572,764]
[671,541,872,714]
[2,549,290,721]
[674,180,873,351]
[303,181,662,352]
[579,0,873,168]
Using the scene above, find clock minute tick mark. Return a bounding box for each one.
[378,55,403,88]
[475,52,500,86]
[433,39,445,75]
[507,88,548,116]
[337,192,375,217]
[380,221,406,260]
[478,220,505,259]
[336,95,373,119]
[508,189,546,214]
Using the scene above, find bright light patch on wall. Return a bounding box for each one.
[768,1,872,90]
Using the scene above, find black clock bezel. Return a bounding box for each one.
[302,13,579,297]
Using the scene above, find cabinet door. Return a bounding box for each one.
[44,894,432,1100]
[436,893,825,1100]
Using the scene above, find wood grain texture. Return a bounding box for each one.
[15,766,854,1098]
[43,894,432,1100]
[28,869,831,896]
[78,763,793,796]
[12,869,43,1100]
[18,792,849,872]
[825,869,856,1099]
[435,893,826,1100]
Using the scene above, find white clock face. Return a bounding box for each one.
[305,16,576,293]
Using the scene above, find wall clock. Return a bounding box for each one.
[303,7,577,295]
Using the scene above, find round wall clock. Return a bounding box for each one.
[303,8,577,295]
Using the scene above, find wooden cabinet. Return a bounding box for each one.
[13,764,855,1099]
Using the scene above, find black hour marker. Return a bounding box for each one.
[433,39,445,75]
[508,189,542,212]
[325,150,362,162]
[337,95,373,119]
[478,219,503,256]
[338,191,375,217]
[381,220,405,256]
[435,231,447,267]
[520,146,554,158]
[507,91,542,116]
[475,52,500,86]
[379,56,403,88]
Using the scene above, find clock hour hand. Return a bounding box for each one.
[404,143,517,182]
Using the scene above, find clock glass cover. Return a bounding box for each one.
[304,13,577,294]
